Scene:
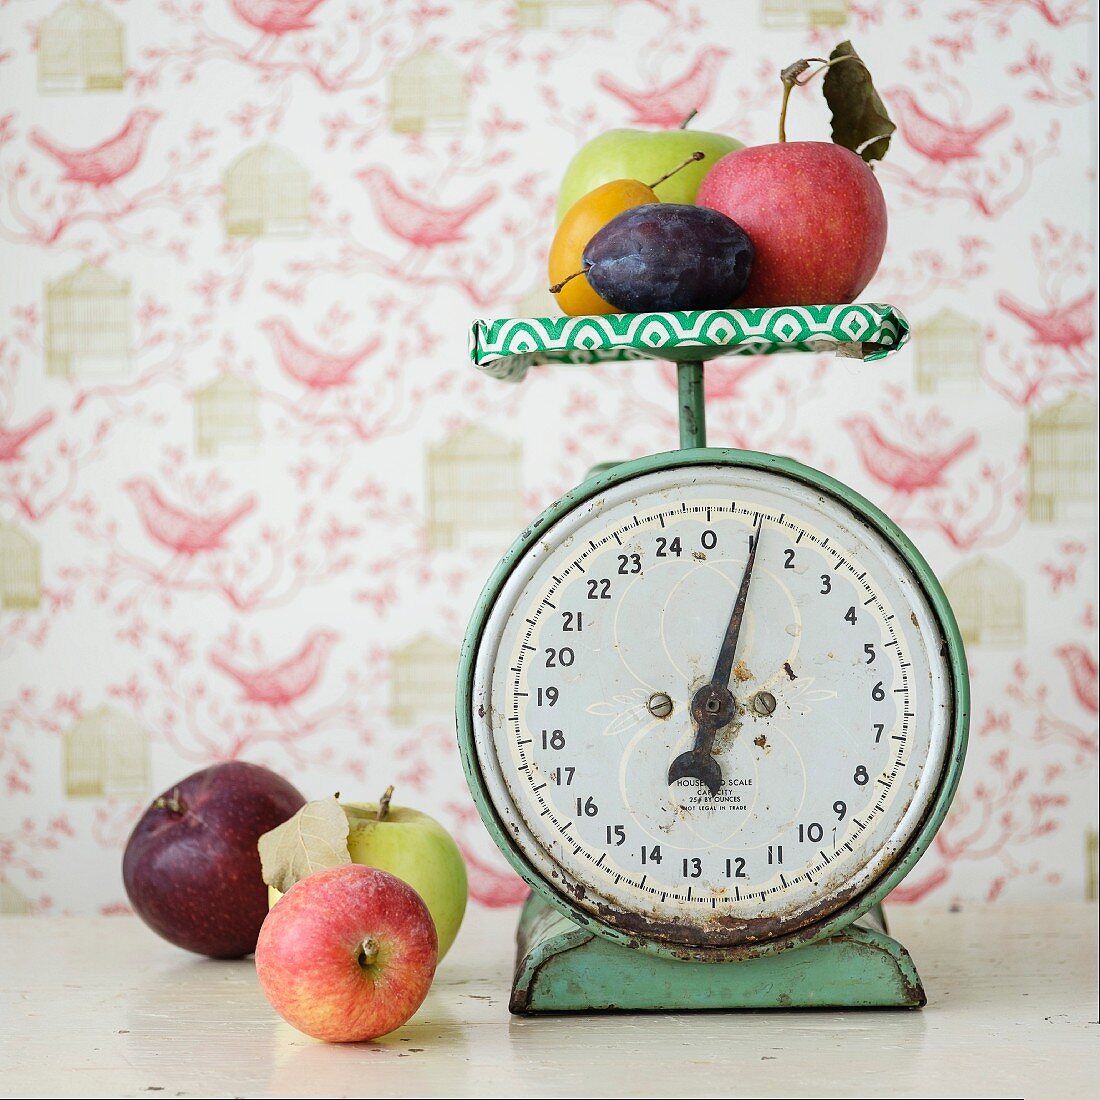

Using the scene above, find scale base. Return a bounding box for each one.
[511,893,925,1014]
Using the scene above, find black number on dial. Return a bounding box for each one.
[655,536,682,558]
[545,647,575,668]
[541,729,566,750]
[617,553,642,575]
[682,857,703,878]
[586,579,611,600]
[724,857,748,879]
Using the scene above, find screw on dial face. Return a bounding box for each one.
[667,516,763,796]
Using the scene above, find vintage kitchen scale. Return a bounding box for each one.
[457,304,969,1014]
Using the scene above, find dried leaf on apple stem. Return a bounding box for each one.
[823,41,895,164]
[258,796,351,894]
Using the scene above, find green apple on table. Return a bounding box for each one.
[262,791,468,960]
[555,117,744,222]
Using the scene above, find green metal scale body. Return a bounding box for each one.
[458,305,969,1014]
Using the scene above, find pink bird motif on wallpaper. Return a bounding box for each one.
[0,409,53,462]
[595,47,728,127]
[30,108,160,187]
[124,478,256,555]
[997,289,1095,351]
[211,629,339,707]
[888,90,1010,164]
[260,318,381,390]
[843,416,977,495]
[357,167,497,248]
[230,0,329,34]
[1056,644,1099,715]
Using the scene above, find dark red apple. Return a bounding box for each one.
[696,141,887,308]
[123,761,305,958]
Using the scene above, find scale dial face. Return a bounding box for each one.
[470,461,955,952]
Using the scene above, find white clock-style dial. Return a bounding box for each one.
[471,463,954,950]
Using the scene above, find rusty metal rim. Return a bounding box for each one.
[456,447,970,963]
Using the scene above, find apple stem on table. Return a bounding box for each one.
[678,108,699,130]
[377,785,394,822]
[153,788,184,814]
[357,937,379,969]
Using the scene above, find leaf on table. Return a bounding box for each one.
[822,40,895,164]
[258,797,351,894]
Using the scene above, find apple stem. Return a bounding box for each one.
[549,268,588,294]
[646,150,706,191]
[377,785,394,822]
[153,788,184,814]
[678,108,698,130]
[357,937,379,969]
[777,53,865,142]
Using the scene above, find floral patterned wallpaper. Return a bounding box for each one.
[0,0,1096,917]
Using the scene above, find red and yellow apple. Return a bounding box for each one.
[256,864,437,1043]
[696,141,887,308]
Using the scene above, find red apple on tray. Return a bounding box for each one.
[697,142,886,307]
[697,40,894,308]
[256,864,438,1043]
[123,761,305,958]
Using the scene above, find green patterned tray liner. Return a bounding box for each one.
[469,303,909,382]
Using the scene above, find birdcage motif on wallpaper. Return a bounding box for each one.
[514,0,614,29]
[223,144,310,238]
[0,879,33,916]
[0,523,41,611]
[193,374,261,458]
[1028,393,1097,523]
[45,263,131,379]
[914,308,981,394]
[63,705,149,799]
[37,0,125,94]
[389,50,468,134]
[426,427,523,551]
[390,636,459,726]
[760,0,847,28]
[943,556,1024,647]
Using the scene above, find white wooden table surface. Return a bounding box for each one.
[1,903,1096,1099]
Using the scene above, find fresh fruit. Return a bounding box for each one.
[123,761,305,959]
[696,142,886,307]
[555,117,743,221]
[262,789,468,960]
[696,41,892,308]
[550,152,708,316]
[554,203,754,314]
[256,864,438,1043]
